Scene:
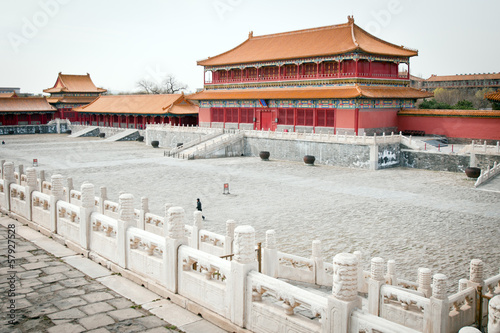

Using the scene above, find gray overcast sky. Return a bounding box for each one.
[1,0,499,94]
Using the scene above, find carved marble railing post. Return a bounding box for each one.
[312,240,324,285]
[354,251,366,293]
[326,253,362,333]
[224,219,234,255]
[38,170,45,192]
[191,211,203,249]
[117,193,135,268]
[231,225,258,327]
[468,259,486,324]
[0,159,4,178]
[99,186,107,214]
[138,197,148,230]
[164,206,187,293]
[50,174,64,233]
[17,164,24,184]
[25,168,37,220]
[3,162,15,211]
[488,295,500,333]
[459,278,469,292]
[429,274,449,333]
[79,183,95,250]
[368,257,385,315]
[262,230,278,278]
[65,177,73,202]
[418,267,432,297]
[386,259,398,286]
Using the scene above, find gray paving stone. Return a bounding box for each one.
[35,283,65,294]
[107,297,134,309]
[63,255,112,279]
[54,296,88,310]
[79,313,116,330]
[134,315,169,329]
[47,322,86,333]
[180,319,228,333]
[80,301,115,315]
[56,287,85,298]
[21,261,49,270]
[64,269,86,278]
[83,283,107,292]
[145,327,174,333]
[48,307,87,320]
[81,291,114,303]
[39,272,68,283]
[107,308,144,321]
[12,251,34,259]
[20,278,42,288]
[11,297,32,309]
[26,304,60,318]
[42,265,71,275]
[17,269,42,279]
[60,277,89,288]
[87,328,111,333]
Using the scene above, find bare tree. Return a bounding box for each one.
[136,74,187,94]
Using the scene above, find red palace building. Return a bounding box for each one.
[189,16,431,135]
[74,94,198,128]
[0,97,57,125]
[44,73,106,122]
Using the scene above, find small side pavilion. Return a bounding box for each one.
[0,97,57,125]
[74,94,198,128]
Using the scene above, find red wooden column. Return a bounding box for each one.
[296,64,300,80]
[355,59,359,77]
[369,60,373,78]
[407,61,410,79]
[354,108,359,136]
[293,108,297,132]
[257,67,260,81]
[278,66,282,80]
[338,61,342,78]
[133,116,137,128]
[316,63,320,79]
[28,114,32,125]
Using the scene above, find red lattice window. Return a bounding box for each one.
[316,109,326,126]
[326,109,335,127]
[305,109,314,126]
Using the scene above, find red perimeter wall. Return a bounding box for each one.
[398,115,500,140]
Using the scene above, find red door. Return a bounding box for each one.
[256,109,277,131]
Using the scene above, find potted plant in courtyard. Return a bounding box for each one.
[99,133,105,138]
[136,136,144,142]
[465,166,481,179]
[259,151,270,161]
[151,140,159,148]
[303,155,315,166]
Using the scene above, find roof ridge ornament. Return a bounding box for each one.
[347,15,354,24]
[248,31,253,39]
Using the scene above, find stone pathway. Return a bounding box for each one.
[0,216,227,333]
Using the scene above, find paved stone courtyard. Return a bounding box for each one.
[0,216,227,333]
[1,133,499,293]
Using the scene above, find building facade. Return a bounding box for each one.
[0,97,57,125]
[419,73,500,91]
[189,16,431,135]
[44,73,106,122]
[74,94,198,128]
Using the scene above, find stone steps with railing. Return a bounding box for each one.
[164,130,224,158]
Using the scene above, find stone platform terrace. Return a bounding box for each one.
[0,216,227,333]
[0,133,499,293]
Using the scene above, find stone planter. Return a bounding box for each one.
[136,136,144,142]
[99,133,105,138]
[259,151,270,161]
[303,155,315,166]
[465,167,481,179]
[151,140,159,148]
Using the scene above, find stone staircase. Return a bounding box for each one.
[69,126,99,138]
[103,129,140,142]
[167,132,244,159]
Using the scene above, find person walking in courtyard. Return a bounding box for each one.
[196,198,205,220]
